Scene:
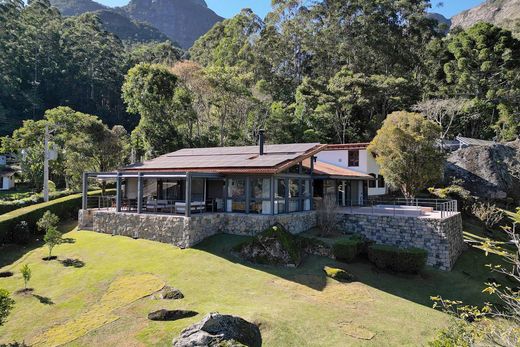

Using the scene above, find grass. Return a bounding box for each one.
[0,220,509,346]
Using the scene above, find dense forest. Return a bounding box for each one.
[1,0,520,188]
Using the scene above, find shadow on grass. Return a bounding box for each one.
[33,294,54,305]
[194,230,507,309]
[60,258,85,268]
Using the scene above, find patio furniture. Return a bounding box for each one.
[175,201,206,214]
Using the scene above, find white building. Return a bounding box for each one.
[0,155,16,191]
[313,143,387,206]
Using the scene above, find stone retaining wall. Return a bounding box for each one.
[338,213,464,270]
[83,210,316,248]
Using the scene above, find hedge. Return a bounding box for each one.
[0,190,103,244]
[332,235,365,262]
[0,190,78,215]
[367,244,428,273]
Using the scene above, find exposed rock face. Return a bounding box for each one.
[446,141,520,200]
[50,0,106,16]
[148,309,198,321]
[173,312,261,347]
[451,0,520,36]
[156,286,184,300]
[122,0,222,48]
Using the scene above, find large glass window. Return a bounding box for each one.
[348,150,360,167]
[369,174,377,188]
[227,178,246,213]
[378,175,385,188]
[288,179,300,212]
[250,178,271,214]
[275,179,286,214]
[191,179,205,202]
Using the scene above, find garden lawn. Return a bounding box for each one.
[0,222,501,346]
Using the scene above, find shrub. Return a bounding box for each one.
[37,211,60,233]
[368,244,428,273]
[12,221,31,245]
[333,236,365,262]
[0,190,104,244]
[20,264,31,290]
[0,288,15,326]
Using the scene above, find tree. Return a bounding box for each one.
[20,264,31,290]
[43,226,63,259]
[126,41,183,67]
[37,210,59,233]
[368,111,444,199]
[412,98,468,143]
[0,289,14,326]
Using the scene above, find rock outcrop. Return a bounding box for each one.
[446,140,520,201]
[451,0,520,36]
[172,312,262,347]
[148,309,198,321]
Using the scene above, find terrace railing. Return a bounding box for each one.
[343,197,458,218]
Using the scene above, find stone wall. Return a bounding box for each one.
[82,210,316,249]
[338,213,464,270]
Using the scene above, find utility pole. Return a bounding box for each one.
[43,123,50,202]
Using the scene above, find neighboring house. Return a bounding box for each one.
[0,155,16,191]
[79,136,464,270]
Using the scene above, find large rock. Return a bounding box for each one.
[156,286,184,300]
[446,140,520,201]
[172,312,262,347]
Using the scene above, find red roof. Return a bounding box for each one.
[325,143,370,151]
[302,159,373,180]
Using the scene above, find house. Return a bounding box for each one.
[0,155,16,191]
[79,135,464,270]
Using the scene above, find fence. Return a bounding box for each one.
[343,197,458,218]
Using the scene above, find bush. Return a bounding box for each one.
[0,288,15,326]
[12,221,31,245]
[368,244,428,273]
[333,236,365,262]
[0,190,104,244]
[323,266,355,282]
[0,189,77,215]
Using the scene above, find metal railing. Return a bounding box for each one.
[342,197,458,218]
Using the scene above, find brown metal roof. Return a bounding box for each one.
[325,143,370,151]
[123,143,326,174]
[302,159,373,180]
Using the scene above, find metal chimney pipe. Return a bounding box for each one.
[259,129,265,155]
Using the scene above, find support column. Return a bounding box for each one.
[245,177,251,214]
[310,156,315,210]
[342,181,346,207]
[185,173,192,217]
[82,172,89,210]
[284,178,289,214]
[137,173,143,214]
[116,173,122,212]
[271,177,275,215]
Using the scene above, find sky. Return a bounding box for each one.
[95,0,486,19]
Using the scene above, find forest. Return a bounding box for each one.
[1,0,520,189]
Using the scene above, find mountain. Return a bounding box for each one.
[121,0,223,48]
[50,0,106,16]
[451,0,520,35]
[93,10,170,43]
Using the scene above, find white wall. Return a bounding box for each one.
[1,176,14,190]
[316,149,387,196]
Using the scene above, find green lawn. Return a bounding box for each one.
[0,221,506,346]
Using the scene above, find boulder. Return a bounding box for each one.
[158,286,184,300]
[324,266,355,282]
[148,309,198,321]
[172,312,262,347]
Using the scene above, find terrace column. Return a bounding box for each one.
[185,172,192,217]
[137,173,143,214]
[245,177,251,214]
[116,173,122,212]
[82,172,89,210]
[270,177,275,215]
[310,156,315,210]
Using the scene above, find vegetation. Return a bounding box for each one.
[0,289,14,326]
[316,195,340,237]
[37,211,59,234]
[12,221,30,245]
[20,264,31,290]
[332,237,365,263]
[368,244,428,273]
[43,227,62,259]
[323,266,354,282]
[0,224,502,346]
[368,112,444,199]
[430,208,520,346]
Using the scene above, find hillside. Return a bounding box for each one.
[451,0,520,35]
[93,10,170,43]
[50,0,106,16]
[50,0,223,48]
[121,0,222,48]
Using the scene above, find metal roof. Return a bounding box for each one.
[123,143,325,174]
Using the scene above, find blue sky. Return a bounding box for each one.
[96,0,485,19]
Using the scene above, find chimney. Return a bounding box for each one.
[259,129,265,156]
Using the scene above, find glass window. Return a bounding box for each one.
[228,178,246,199]
[303,180,311,197]
[276,179,286,199]
[378,175,385,188]
[369,174,377,188]
[191,179,204,202]
[348,150,360,167]
[289,179,300,198]
[250,178,271,199]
